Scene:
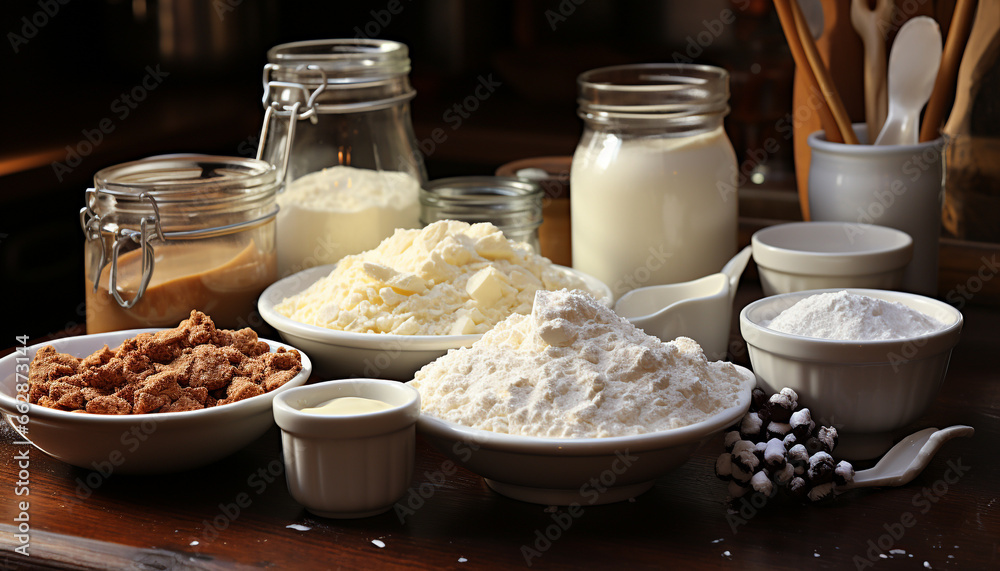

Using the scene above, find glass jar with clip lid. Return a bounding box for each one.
[256,39,426,277]
[80,155,280,334]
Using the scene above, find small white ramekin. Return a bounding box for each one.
[751,222,913,296]
[273,379,420,518]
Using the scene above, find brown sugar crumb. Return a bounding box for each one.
[28,310,303,415]
[86,395,132,415]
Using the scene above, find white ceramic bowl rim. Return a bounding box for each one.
[807,123,944,151]
[0,328,313,426]
[274,379,420,438]
[407,366,756,455]
[258,263,612,350]
[752,222,913,276]
[740,288,963,363]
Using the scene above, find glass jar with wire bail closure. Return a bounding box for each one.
[80,155,280,334]
[570,64,738,300]
[256,39,427,277]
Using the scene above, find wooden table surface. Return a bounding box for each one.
[1,282,997,570]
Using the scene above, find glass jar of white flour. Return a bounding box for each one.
[571,64,738,299]
[257,39,426,276]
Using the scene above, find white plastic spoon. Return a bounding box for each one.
[873,16,942,146]
[841,425,974,489]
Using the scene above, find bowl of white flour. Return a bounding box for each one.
[259,221,611,380]
[408,289,757,505]
[740,289,963,459]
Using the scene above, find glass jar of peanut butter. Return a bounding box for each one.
[81,155,280,334]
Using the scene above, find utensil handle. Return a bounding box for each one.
[790,0,860,143]
[775,0,847,144]
[920,0,977,142]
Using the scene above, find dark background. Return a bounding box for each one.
[0,0,806,341]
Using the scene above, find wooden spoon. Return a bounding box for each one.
[941,0,999,139]
[920,0,976,142]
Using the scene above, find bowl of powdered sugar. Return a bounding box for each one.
[740,289,963,459]
[408,288,757,505]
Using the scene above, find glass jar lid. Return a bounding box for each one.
[577,63,730,125]
[267,39,411,82]
[420,176,543,233]
[94,155,278,204]
[263,39,414,112]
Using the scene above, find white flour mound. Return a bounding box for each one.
[275,221,594,335]
[411,289,748,438]
[765,291,944,340]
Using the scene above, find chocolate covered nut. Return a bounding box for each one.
[779,387,798,409]
[756,403,773,427]
[731,462,753,484]
[750,470,774,496]
[789,408,815,441]
[774,463,795,484]
[750,386,767,411]
[783,432,798,450]
[766,392,795,423]
[724,430,742,452]
[805,436,824,456]
[817,426,839,453]
[807,451,835,484]
[766,421,791,440]
[754,440,768,464]
[764,438,787,471]
[715,453,734,481]
[740,412,764,440]
[787,476,809,501]
[788,444,809,475]
[731,440,760,475]
[834,460,855,486]
[728,480,750,498]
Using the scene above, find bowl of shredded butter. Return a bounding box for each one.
[259,221,611,380]
[407,288,756,505]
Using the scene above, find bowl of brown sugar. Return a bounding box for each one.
[0,311,311,474]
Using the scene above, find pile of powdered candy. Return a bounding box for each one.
[716,386,855,502]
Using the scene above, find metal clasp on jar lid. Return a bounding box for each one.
[79,189,164,309]
[256,64,327,181]
[80,156,280,310]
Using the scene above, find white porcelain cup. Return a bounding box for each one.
[807,124,945,295]
[273,379,420,518]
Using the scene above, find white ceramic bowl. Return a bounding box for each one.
[0,329,311,474]
[407,367,756,505]
[740,288,962,459]
[273,379,420,518]
[751,222,913,295]
[259,264,612,380]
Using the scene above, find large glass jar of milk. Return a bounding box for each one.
[571,64,738,299]
[257,39,426,276]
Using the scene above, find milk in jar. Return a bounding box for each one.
[570,64,738,298]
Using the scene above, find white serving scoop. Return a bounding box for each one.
[841,425,974,489]
[874,16,942,146]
